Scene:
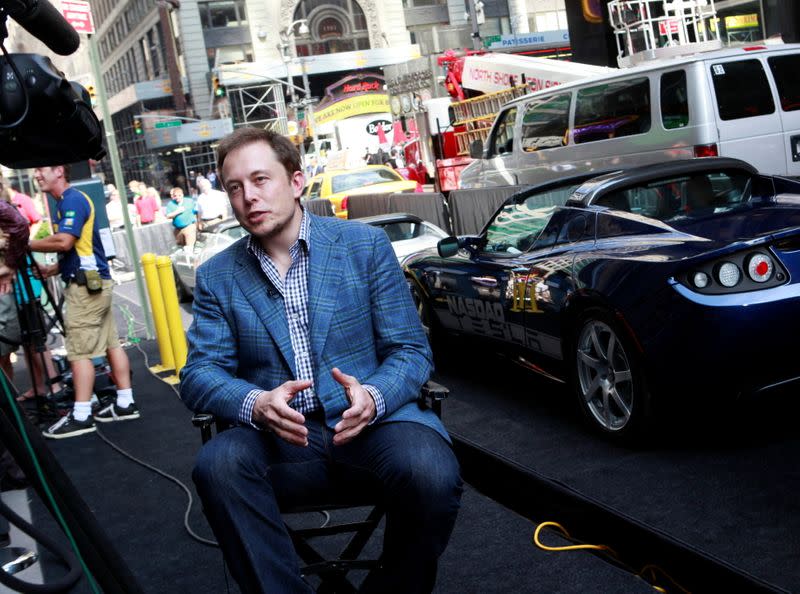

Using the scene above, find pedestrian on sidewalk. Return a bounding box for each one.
[29,164,140,439]
[165,187,197,249]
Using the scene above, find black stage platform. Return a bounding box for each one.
[1,281,796,593]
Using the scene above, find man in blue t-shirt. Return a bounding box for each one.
[165,187,197,249]
[30,164,140,439]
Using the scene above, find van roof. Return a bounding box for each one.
[503,43,800,109]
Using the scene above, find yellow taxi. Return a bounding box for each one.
[303,165,419,219]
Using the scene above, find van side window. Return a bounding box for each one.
[710,60,775,120]
[573,78,651,144]
[661,70,689,129]
[487,107,518,157]
[767,55,800,112]
[520,93,572,152]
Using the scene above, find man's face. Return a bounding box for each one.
[222,141,303,245]
[170,188,184,202]
[33,167,61,195]
[198,178,210,193]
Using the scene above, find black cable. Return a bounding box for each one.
[0,500,81,593]
[93,427,218,548]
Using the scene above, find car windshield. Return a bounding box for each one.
[378,220,443,242]
[484,184,581,254]
[331,169,401,193]
[594,170,753,221]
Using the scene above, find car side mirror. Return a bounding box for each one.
[469,139,484,159]
[437,236,460,257]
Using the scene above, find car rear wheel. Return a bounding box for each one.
[572,310,652,441]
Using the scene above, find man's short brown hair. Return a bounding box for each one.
[216,127,301,186]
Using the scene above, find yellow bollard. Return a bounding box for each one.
[157,255,188,377]
[141,253,175,373]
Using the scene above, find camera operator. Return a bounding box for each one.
[0,183,64,402]
[0,200,28,295]
[29,165,140,439]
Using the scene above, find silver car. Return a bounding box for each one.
[171,218,247,301]
[171,213,448,300]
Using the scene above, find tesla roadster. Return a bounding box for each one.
[404,158,800,441]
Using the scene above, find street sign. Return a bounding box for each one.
[154,120,183,129]
[61,0,95,35]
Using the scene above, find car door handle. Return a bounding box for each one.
[470,276,498,287]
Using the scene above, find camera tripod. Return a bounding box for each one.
[6,253,120,427]
[2,252,68,426]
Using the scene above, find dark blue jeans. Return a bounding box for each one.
[193,417,463,594]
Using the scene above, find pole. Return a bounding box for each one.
[467,0,483,50]
[300,58,319,150]
[281,35,305,161]
[87,34,155,338]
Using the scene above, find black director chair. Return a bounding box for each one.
[192,380,449,593]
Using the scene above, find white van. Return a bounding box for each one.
[459,43,800,188]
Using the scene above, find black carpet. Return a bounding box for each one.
[6,282,795,593]
[9,341,654,593]
[432,348,800,593]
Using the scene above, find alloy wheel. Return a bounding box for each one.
[576,319,635,432]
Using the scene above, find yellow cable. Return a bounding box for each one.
[639,564,691,594]
[533,522,692,594]
[533,521,615,554]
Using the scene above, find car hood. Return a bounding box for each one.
[391,236,442,261]
[330,180,417,198]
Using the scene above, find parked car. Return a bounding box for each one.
[171,218,246,300]
[404,157,800,442]
[171,213,446,299]
[358,213,448,262]
[304,165,420,219]
[460,43,800,188]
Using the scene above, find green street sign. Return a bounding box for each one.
[154,120,182,129]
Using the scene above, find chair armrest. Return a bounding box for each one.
[192,413,216,445]
[419,380,449,419]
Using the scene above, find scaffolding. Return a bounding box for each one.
[227,83,289,134]
[608,0,723,67]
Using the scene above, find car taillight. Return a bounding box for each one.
[681,249,787,295]
[715,261,741,287]
[746,253,774,283]
[693,143,718,158]
[341,196,349,211]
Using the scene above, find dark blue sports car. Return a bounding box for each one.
[404,158,800,441]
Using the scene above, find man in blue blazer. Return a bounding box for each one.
[181,127,462,594]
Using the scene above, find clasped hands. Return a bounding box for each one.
[252,367,375,446]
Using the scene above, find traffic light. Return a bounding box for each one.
[134,118,143,135]
[212,75,226,97]
[86,84,96,106]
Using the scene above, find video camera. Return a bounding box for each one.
[0,0,106,168]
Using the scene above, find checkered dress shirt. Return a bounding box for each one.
[239,211,385,428]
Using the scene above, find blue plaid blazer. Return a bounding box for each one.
[180,213,448,441]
